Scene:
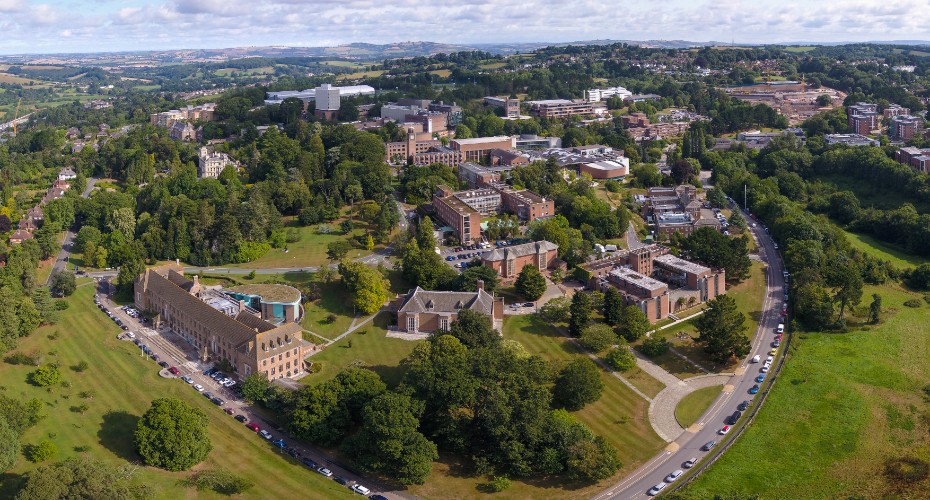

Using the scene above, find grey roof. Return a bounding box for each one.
[398,287,495,316]
[483,240,558,262]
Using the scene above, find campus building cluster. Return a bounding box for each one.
[579,245,726,323]
[134,265,309,381]
[431,183,554,244]
[265,84,376,119]
[639,185,720,238]
[394,281,505,335]
[150,103,217,142]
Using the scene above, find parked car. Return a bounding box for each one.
[246,423,260,432]
[769,348,778,356]
[755,373,766,383]
[316,467,333,477]
[683,457,697,469]
[760,365,769,373]
[772,340,781,348]
[158,361,169,368]
[370,496,389,500]
[204,368,216,376]
[193,384,204,392]
[224,408,235,415]
[168,366,179,375]
[211,397,225,406]
[737,400,750,411]
[235,414,248,423]
[301,458,318,469]
[647,482,667,496]
[334,476,349,486]
[664,469,684,482]
[351,484,371,495]
[272,438,286,449]
[223,380,237,388]
[203,392,214,399]
[701,440,717,451]
[719,425,731,435]
[259,429,273,440]
[749,384,760,394]
[181,376,193,384]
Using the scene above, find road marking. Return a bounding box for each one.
[687,423,702,433]
[723,384,735,392]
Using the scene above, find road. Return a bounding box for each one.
[47,177,97,285]
[595,211,785,499]
[93,279,414,500]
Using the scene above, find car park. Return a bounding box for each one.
[246,423,260,432]
[351,484,371,495]
[701,440,717,451]
[664,469,684,482]
[259,430,273,440]
[737,400,751,411]
[316,467,333,477]
[204,368,216,376]
[749,384,760,394]
[301,458,318,469]
[193,384,204,392]
[719,425,731,435]
[234,414,248,423]
[647,482,667,496]
[683,457,697,469]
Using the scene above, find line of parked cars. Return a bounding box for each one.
[95,295,128,330]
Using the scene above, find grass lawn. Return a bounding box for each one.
[300,280,357,341]
[682,282,930,499]
[0,282,351,499]
[301,313,418,388]
[675,385,723,427]
[409,315,665,499]
[337,70,386,80]
[223,223,377,270]
[842,228,928,269]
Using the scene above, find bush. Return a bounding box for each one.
[486,476,511,492]
[638,335,670,358]
[72,361,89,373]
[903,299,922,308]
[606,346,637,372]
[5,352,35,365]
[884,457,930,484]
[25,440,57,463]
[185,468,255,495]
[30,365,62,387]
[54,300,69,310]
[245,270,256,280]
[580,324,618,354]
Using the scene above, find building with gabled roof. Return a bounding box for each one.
[134,264,311,381]
[394,284,504,334]
[482,240,560,278]
[9,229,34,244]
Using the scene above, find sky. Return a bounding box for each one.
[1,0,930,54]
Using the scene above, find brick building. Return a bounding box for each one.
[527,99,607,119]
[847,102,878,135]
[481,240,559,278]
[450,136,515,163]
[395,285,504,334]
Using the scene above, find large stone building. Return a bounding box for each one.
[134,265,310,381]
[394,285,504,334]
[197,147,236,178]
[481,240,559,278]
[526,99,607,119]
[450,136,515,163]
[150,103,216,128]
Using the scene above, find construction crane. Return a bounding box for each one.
[12,98,22,135]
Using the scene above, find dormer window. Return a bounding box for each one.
[454,300,464,309]
[426,300,434,311]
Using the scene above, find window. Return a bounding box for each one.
[407,315,416,332]
[271,367,276,374]
[278,354,282,361]
[440,318,449,330]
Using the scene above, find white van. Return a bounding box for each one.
[776,324,785,334]
[751,355,761,363]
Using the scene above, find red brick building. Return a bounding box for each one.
[481,240,559,278]
[395,285,504,333]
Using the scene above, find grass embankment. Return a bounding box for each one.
[683,282,930,498]
[841,228,928,269]
[0,282,351,499]
[409,314,666,499]
[675,385,724,428]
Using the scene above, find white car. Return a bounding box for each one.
[259,430,273,440]
[193,384,204,392]
[750,355,761,363]
[647,482,667,496]
[351,484,371,495]
[683,457,697,469]
[664,469,684,482]
[760,365,769,373]
[316,467,333,477]
[765,356,774,364]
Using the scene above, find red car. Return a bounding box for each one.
[224,408,235,415]
[246,423,260,432]
[168,366,180,375]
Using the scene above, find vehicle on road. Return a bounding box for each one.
[193,384,204,392]
[750,354,760,363]
[749,384,760,394]
[259,429,273,440]
[647,482,667,496]
[725,411,742,425]
[235,414,248,423]
[301,458,318,469]
[737,400,750,411]
[772,340,781,348]
[664,469,684,482]
[766,356,774,364]
[316,467,333,477]
[211,397,225,406]
[246,423,260,432]
[181,375,193,384]
[523,302,534,307]
[756,373,767,383]
[683,457,697,469]
[224,408,234,415]
[760,365,769,373]
[351,484,371,495]
[334,476,349,486]
[776,323,785,333]
[203,392,214,399]
[168,366,179,375]
[769,348,778,356]
[719,425,731,435]
[701,440,717,451]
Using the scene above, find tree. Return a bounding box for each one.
[185,468,255,495]
[30,365,62,387]
[338,262,390,315]
[16,456,149,499]
[580,324,618,354]
[816,94,832,106]
[0,417,19,472]
[50,271,76,297]
[453,265,499,293]
[326,240,351,261]
[827,260,863,321]
[695,295,749,363]
[605,346,636,372]
[553,359,604,411]
[240,373,272,404]
[539,296,571,323]
[134,398,212,471]
[26,440,57,463]
[868,293,882,324]
[569,292,592,337]
[707,187,727,208]
[602,287,624,325]
[616,305,650,342]
[638,335,670,357]
[340,219,354,234]
[515,265,547,301]
[445,308,499,349]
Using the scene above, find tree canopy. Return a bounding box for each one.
[134,398,212,471]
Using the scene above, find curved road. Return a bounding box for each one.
[595,212,785,499]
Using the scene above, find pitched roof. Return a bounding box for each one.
[398,287,495,316]
[141,267,270,348]
[483,240,558,262]
[10,229,33,242]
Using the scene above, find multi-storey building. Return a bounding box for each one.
[428,101,463,126]
[197,147,235,178]
[527,99,607,119]
[411,146,465,167]
[481,240,559,278]
[432,185,482,244]
[847,102,878,135]
[450,136,515,163]
[431,183,553,243]
[385,130,443,164]
[483,96,521,118]
[890,115,922,141]
[586,86,632,102]
[884,104,909,119]
[150,103,217,128]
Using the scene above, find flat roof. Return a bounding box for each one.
[608,267,667,292]
[654,254,710,275]
[227,284,302,304]
[452,136,513,145]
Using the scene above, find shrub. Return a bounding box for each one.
[903,299,922,308]
[72,361,89,373]
[487,476,511,492]
[5,352,33,365]
[54,300,69,310]
[606,346,637,372]
[638,335,671,358]
[326,314,338,324]
[245,270,256,280]
[580,324,618,354]
[30,365,62,387]
[25,440,58,463]
[185,468,255,495]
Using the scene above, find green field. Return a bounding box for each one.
[0,283,351,499]
[337,70,386,80]
[221,223,377,270]
[214,66,275,77]
[675,385,723,428]
[682,282,930,499]
[322,61,368,69]
[784,46,816,52]
[842,228,928,269]
[301,313,419,388]
[409,314,666,499]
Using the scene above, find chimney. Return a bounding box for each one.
[175,258,180,266]
[476,279,485,291]
[239,300,246,312]
[192,275,199,287]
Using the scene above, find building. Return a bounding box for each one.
[134,265,310,381]
[500,188,554,220]
[847,102,878,135]
[513,134,561,150]
[380,104,421,122]
[9,230,34,244]
[428,101,463,126]
[884,104,909,119]
[432,185,482,244]
[385,129,443,165]
[483,96,521,118]
[825,134,879,147]
[264,85,375,105]
[431,183,552,243]
[890,115,922,141]
[458,162,502,188]
[169,121,197,142]
[58,168,77,181]
[411,146,465,168]
[895,146,930,173]
[224,284,303,325]
[197,147,235,179]
[404,111,448,135]
[314,83,342,120]
[450,136,515,163]
[489,148,529,167]
[579,159,630,179]
[601,267,670,323]
[586,86,632,102]
[150,104,217,129]
[394,285,504,334]
[527,99,607,119]
[26,205,43,223]
[653,254,726,303]
[624,94,661,103]
[481,240,559,278]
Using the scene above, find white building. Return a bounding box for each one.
[586,86,632,102]
[197,147,235,179]
[264,85,375,105]
[314,84,342,112]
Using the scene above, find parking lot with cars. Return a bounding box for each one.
[440,238,530,270]
[94,279,397,499]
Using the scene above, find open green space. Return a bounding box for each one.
[675,385,723,427]
[322,61,369,69]
[409,314,665,499]
[784,46,816,52]
[337,70,386,80]
[300,279,358,340]
[214,66,276,77]
[842,228,928,269]
[682,282,930,499]
[0,282,351,499]
[818,174,930,213]
[301,313,418,388]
